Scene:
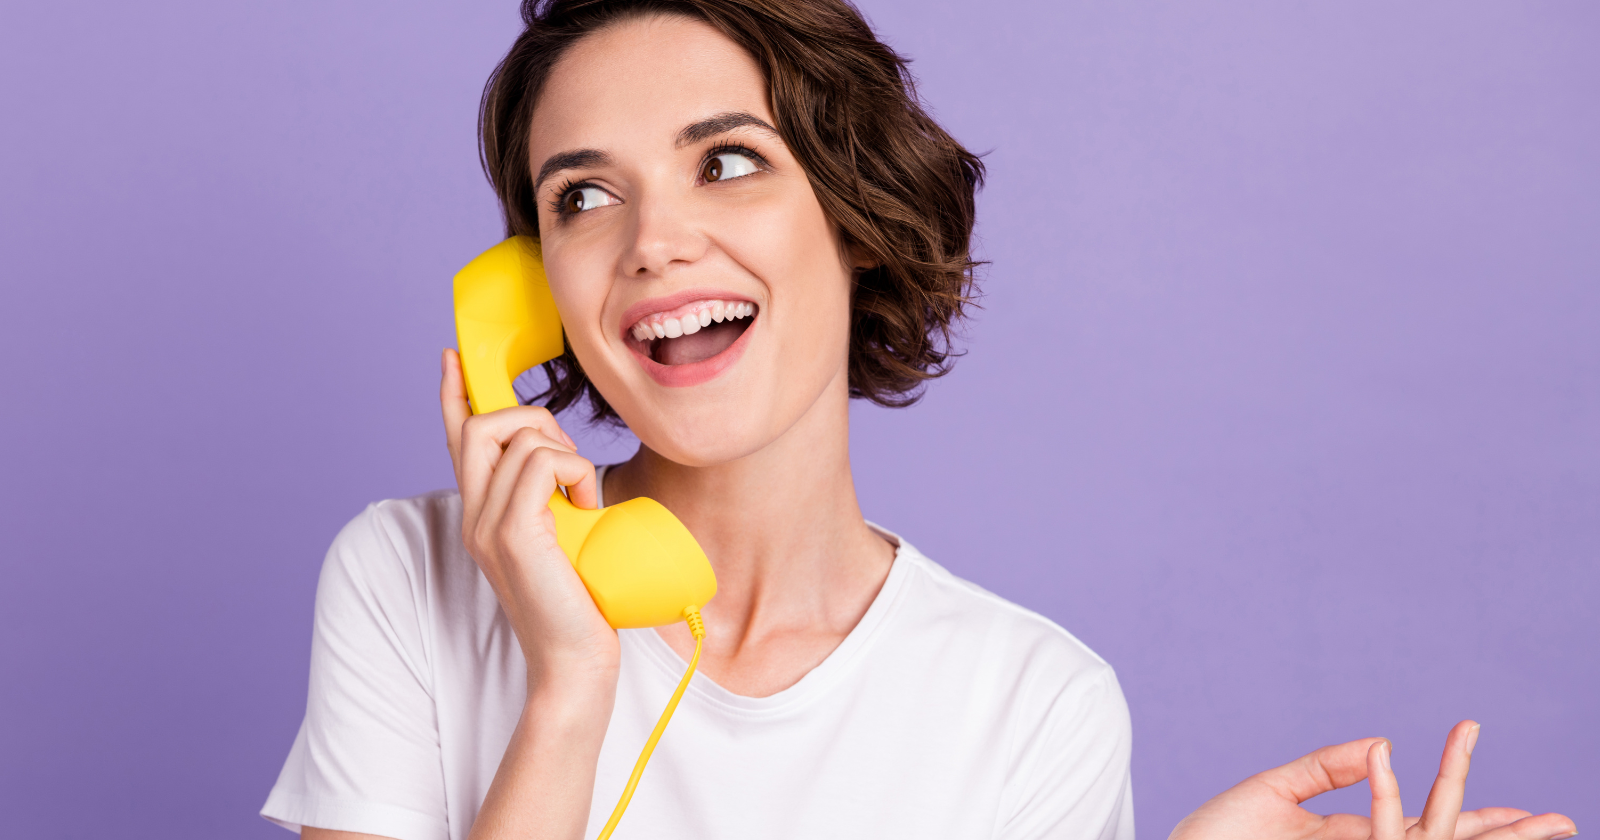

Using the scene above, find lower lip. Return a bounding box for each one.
[629,316,757,388]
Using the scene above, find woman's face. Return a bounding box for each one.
[527,14,856,466]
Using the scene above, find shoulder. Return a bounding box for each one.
[881,535,1134,834]
[322,490,463,579]
[892,534,1115,676]
[333,489,462,557]
[314,490,471,621]
[885,532,1129,728]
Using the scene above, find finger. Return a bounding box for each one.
[1370,739,1405,840]
[1445,809,1533,838]
[1327,806,1532,840]
[1462,812,1577,840]
[1413,721,1480,839]
[1321,813,1379,840]
[502,447,599,547]
[562,450,599,511]
[1253,736,1386,804]
[1331,801,1535,840]
[493,436,597,521]
[441,349,471,476]
[477,427,588,544]
[457,405,576,523]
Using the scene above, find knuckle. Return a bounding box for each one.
[501,427,537,453]
[494,518,523,548]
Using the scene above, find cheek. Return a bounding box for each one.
[720,190,853,334]
[544,249,613,354]
[775,219,854,355]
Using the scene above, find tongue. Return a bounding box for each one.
[656,320,742,365]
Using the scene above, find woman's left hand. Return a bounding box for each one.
[1168,720,1578,840]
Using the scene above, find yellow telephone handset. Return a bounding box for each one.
[454,236,715,837]
[453,236,717,628]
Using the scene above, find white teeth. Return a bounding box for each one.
[629,298,756,342]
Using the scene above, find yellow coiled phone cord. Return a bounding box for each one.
[595,605,706,840]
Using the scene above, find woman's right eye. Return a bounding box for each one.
[560,185,619,215]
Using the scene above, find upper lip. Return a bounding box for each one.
[620,288,758,337]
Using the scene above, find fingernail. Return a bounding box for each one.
[1465,724,1481,755]
[1379,740,1392,770]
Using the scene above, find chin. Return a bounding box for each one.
[617,386,788,468]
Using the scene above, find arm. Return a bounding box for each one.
[298,684,612,840]
[438,349,620,840]
[462,681,613,839]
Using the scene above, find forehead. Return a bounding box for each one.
[529,15,773,160]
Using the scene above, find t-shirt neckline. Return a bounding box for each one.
[596,463,915,717]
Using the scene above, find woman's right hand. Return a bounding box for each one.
[439,348,620,694]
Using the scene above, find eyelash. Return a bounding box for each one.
[547,143,770,219]
[701,142,770,179]
[547,177,589,217]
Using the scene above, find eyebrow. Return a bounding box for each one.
[533,149,613,194]
[676,111,780,148]
[532,112,780,194]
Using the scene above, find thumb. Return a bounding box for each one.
[441,348,471,473]
[1254,736,1387,804]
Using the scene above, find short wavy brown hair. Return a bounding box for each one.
[480,0,984,423]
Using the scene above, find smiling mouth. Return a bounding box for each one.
[627,298,757,366]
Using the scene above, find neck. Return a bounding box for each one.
[604,377,895,644]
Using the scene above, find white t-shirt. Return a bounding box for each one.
[262,477,1134,840]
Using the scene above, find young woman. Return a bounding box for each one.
[262,2,1578,839]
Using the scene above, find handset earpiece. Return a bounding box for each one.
[452,236,564,416]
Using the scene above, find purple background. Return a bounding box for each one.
[2,1,1595,837]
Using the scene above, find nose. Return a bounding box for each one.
[620,187,709,280]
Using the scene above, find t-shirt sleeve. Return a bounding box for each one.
[998,665,1136,840]
[261,503,450,840]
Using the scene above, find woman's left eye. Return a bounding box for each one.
[561,185,619,215]
[701,152,760,183]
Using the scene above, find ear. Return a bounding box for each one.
[845,242,880,272]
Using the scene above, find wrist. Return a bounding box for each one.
[525,669,616,731]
